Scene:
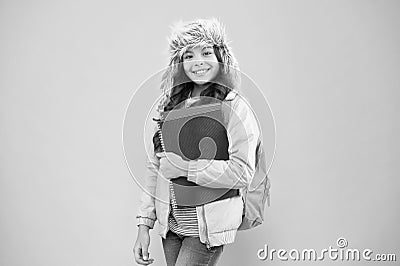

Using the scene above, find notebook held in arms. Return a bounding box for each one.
[153,98,239,207]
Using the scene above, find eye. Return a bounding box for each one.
[204,51,213,56]
[183,54,193,60]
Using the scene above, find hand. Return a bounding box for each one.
[156,152,188,180]
[133,225,154,265]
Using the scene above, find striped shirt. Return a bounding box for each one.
[168,181,199,237]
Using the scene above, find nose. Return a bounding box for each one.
[194,60,204,67]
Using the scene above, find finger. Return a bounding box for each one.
[134,247,143,264]
[134,247,153,265]
[155,152,166,158]
[136,258,154,265]
[141,249,153,265]
[142,249,149,261]
[142,245,149,261]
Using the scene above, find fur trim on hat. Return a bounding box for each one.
[158,18,241,113]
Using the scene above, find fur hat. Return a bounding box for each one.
[157,18,241,112]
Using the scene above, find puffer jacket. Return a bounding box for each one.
[136,90,260,248]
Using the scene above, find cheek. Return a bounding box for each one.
[183,62,192,76]
[210,64,220,77]
[209,58,220,70]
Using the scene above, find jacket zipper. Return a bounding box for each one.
[166,182,171,233]
[201,205,212,250]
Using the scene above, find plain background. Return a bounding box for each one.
[1,0,399,265]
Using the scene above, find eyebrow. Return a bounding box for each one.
[183,46,213,55]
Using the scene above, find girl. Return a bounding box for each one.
[133,18,260,265]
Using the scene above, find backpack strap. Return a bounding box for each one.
[221,90,238,126]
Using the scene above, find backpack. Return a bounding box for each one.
[222,92,271,230]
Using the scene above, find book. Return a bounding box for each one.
[155,100,239,206]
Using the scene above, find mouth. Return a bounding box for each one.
[192,68,210,76]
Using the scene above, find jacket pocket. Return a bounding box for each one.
[203,196,243,233]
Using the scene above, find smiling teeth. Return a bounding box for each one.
[194,69,208,74]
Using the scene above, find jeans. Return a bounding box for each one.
[161,230,224,266]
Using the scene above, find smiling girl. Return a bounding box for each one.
[133,18,260,265]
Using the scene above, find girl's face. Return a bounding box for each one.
[182,45,220,85]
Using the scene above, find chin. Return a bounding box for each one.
[192,79,210,85]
